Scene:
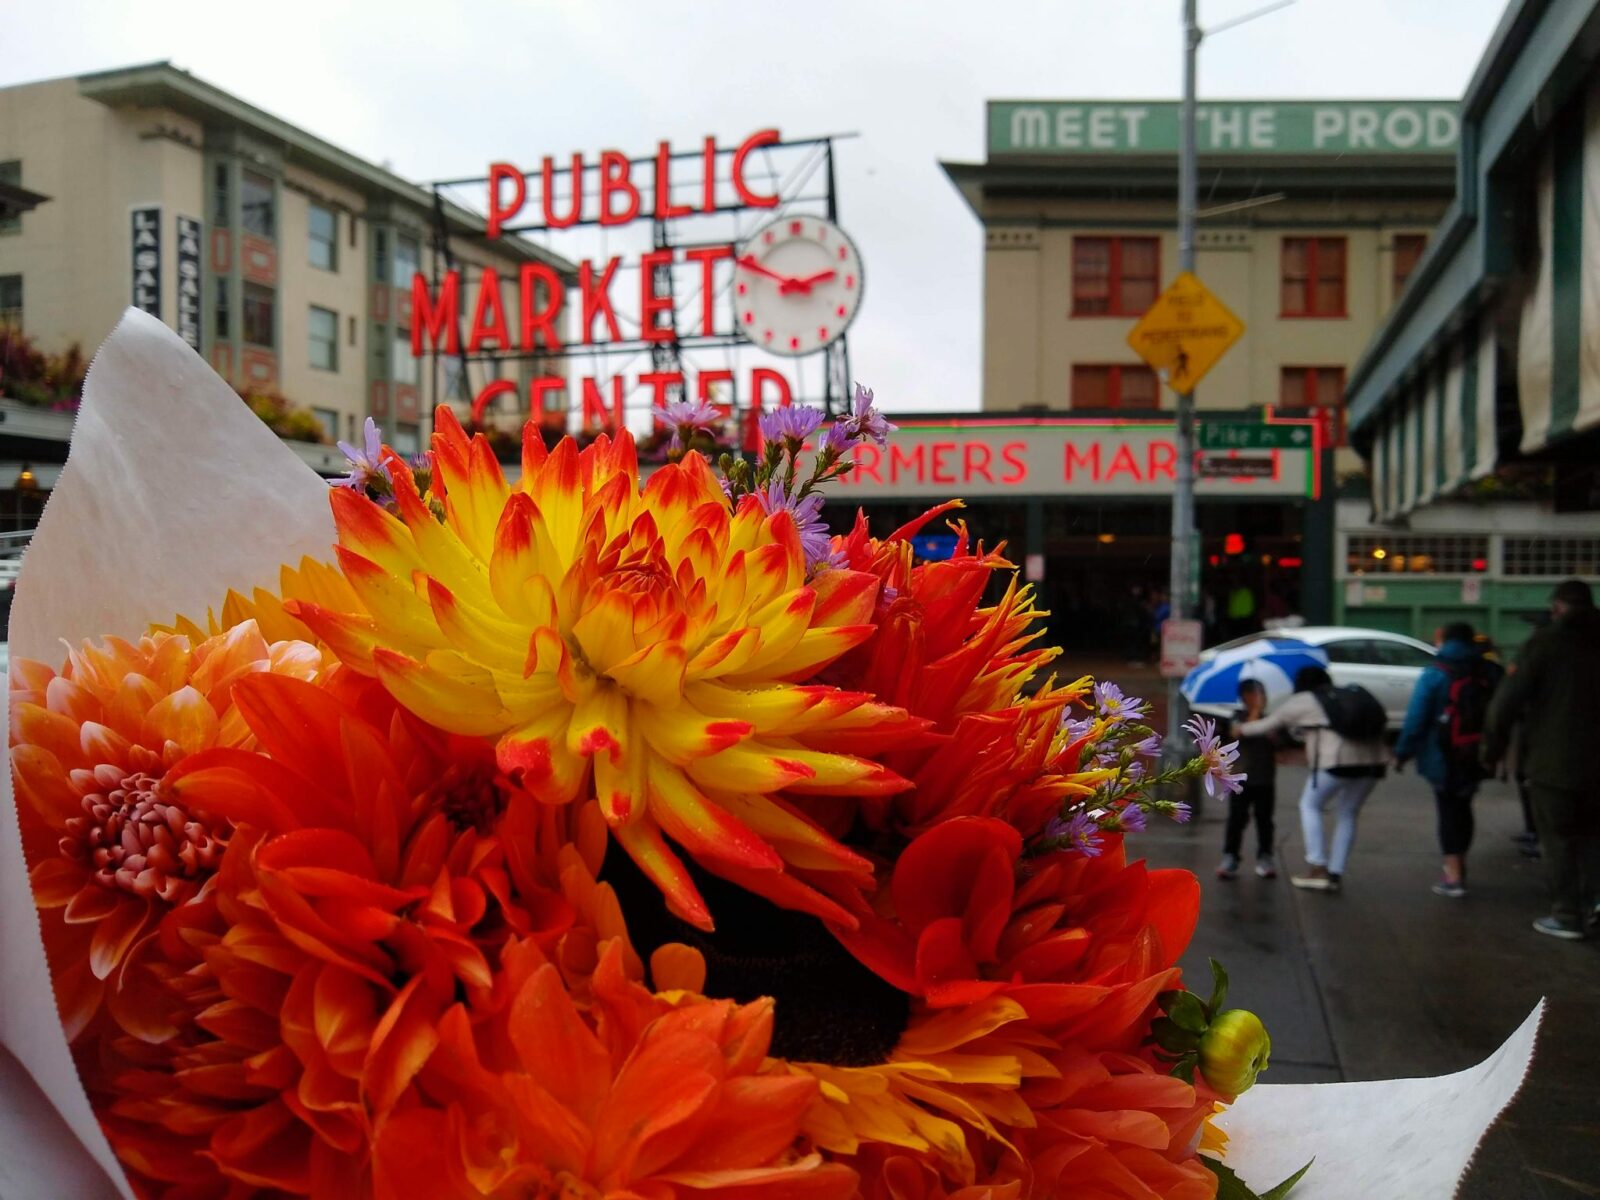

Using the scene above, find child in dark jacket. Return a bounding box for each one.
[1219,679,1278,879]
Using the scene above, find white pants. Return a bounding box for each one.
[1299,772,1378,876]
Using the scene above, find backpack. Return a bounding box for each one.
[1313,684,1387,742]
[1436,661,1495,779]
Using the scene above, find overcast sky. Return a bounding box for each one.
[9,0,1509,413]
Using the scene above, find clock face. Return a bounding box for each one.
[734,216,863,357]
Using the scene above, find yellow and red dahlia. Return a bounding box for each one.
[9,622,319,1041]
[289,408,925,931]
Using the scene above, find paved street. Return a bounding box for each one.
[1137,762,1600,1197]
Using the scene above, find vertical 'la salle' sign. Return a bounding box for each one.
[131,207,161,317]
[175,215,202,349]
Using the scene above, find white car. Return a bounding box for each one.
[1190,626,1437,731]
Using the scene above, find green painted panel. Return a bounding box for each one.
[987,101,1458,156]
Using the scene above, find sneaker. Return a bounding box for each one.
[1532,916,1586,941]
[1291,868,1335,891]
[1216,855,1240,880]
[1255,855,1277,879]
[1432,880,1467,899]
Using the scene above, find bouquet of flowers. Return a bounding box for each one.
[0,313,1539,1200]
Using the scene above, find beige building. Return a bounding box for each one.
[944,100,1458,464]
[0,61,570,457]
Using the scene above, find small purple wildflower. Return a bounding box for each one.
[755,478,833,571]
[1184,714,1247,798]
[759,404,825,445]
[334,417,391,494]
[1118,803,1148,833]
[1131,734,1163,759]
[822,420,858,456]
[1093,681,1146,722]
[654,399,719,454]
[844,383,896,446]
[1170,801,1194,824]
[1061,713,1098,742]
[1046,810,1104,857]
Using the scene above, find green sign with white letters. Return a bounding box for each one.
[1199,423,1314,451]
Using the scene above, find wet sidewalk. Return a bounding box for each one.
[1136,766,1600,1197]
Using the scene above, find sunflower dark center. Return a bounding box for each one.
[600,843,910,1067]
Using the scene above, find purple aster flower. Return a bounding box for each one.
[822,420,858,456]
[1093,681,1146,722]
[1184,714,1247,798]
[845,383,896,446]
[1170,801,1194,824]
[334,417,391,493]
[654,399,720,454]
[1061,714,1098,741]
[1119,803,1149,833]
[759,404,825,445]
[1131,733,1163,759]
[755,479,833,571]
[1046,810,1104,857]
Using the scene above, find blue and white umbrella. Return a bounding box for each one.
[1180,636,1330,710]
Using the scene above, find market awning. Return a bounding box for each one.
[1515,73,1600,456]
[1369,319,1498,521]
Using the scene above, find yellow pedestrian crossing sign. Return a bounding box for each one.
[1126,271,1245,394]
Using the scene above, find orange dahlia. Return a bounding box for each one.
[98,670,574,1196]
[289,408,925,931]
[372,939,857,1200]
[8,622,320,1041]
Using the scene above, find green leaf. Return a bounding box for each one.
[1165,990,1210,1034]
[1149,1017,1198,1054]
[1171,1054,1198,1084]
[1201,1157,1314,1200]
[1207,957,1230,1016]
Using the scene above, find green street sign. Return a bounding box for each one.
[988,100,1458,157]
[1199,422,1314,451]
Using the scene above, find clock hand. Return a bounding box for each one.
[778,269,837,295]
[736,255,790,284]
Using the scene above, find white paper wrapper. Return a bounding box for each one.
[0,311,1540,1198]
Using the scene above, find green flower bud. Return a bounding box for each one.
[1198,1009,1271,1096]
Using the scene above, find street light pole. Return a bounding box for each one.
[1167,0,1201,746]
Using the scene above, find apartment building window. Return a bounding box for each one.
[308,203,337,271]
[392,327,418,384]
[1071,364,1159,409]
[242,283,275,347]
[0,274,21,329]
[391,423,421,456]
[1280,366,1346,445]
[214,278,231,339]
[241,170,276,239]
[373,228,388,282]
[393,234,420,288]
[0,161,21,235]
[1392,234,1426,298]
[312,407,340,443]
[309,306,339,371]
[1072,236,1159,316]
[1281,237,1346,317]
[212,163,230,227]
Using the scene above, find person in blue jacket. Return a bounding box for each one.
[1395,622,1504,898]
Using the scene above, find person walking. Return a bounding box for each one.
[1394,622,1502,898]
[1218,678,1278,880]
[1485,580,1600,940]
[1237,665,1388,893]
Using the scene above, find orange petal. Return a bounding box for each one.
[141,685,221,756]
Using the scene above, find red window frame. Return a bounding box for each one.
[1280,236,1347,318]
[1072,236,1160,317]
[1392,233,1426,298]
[1072,364,1160,410]
[1279,365,1347,446]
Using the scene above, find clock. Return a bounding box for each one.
[733,215,863,357]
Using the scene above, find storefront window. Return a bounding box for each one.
[1502,536,1600,576]
[1346,534,1488,575]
